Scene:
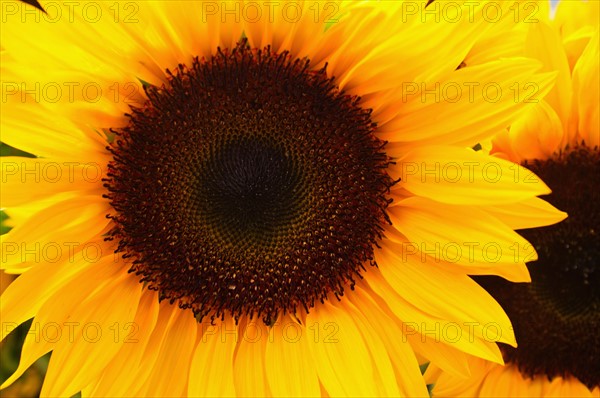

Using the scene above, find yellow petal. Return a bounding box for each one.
[135,308,197,397]
[389,196,538,268]
[572,31,600,147]
[40,273,142,397]
[265,315,320,397]
[425,356,492,397]
[0,51,112,159]
[0,158,106,207]
[347,286,430,398]
[465,26,526,66]
[87,290,160,397]
[243,0,341,65]
[0,254,120,389]
[123,1,243,68]
[486,197,567,230]
[366,268,505,366]
[0,247,110,342]
[305,300,379,397]
[524,22,573,139]
[463,0,551,66]
[1,192,78,230]
[442,261,532,283]
[316,4,407,94]
[491,129,522,163]
[188,317,238,397]
[410,1,527,84]
[479,364,545,397]
[329,1,525,98]
[1,196,110,271]
[562,26,595,72]
[393,146,552,205]
[553,0,600,39]
[379,59,555,147]
[233,319,271,397]
[542,375,596,397]
[375,241,515,346]
[335,299,403,397]
[122,303,178,396]
[511,101,565,160]
[406,330,471,379]
[1,56,136,133]
[2,1,159,95]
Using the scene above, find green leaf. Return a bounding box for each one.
[0,211,11,235]
[138,78,154,89]
[0,142,36,158]
[427,383,435,397]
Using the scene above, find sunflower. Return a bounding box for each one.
[1,1,566,396]
[427,1,599,396]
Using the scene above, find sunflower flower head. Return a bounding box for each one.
[1,1,567,396]
[428,0,600,396]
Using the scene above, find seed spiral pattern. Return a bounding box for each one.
[105,40,394,324]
